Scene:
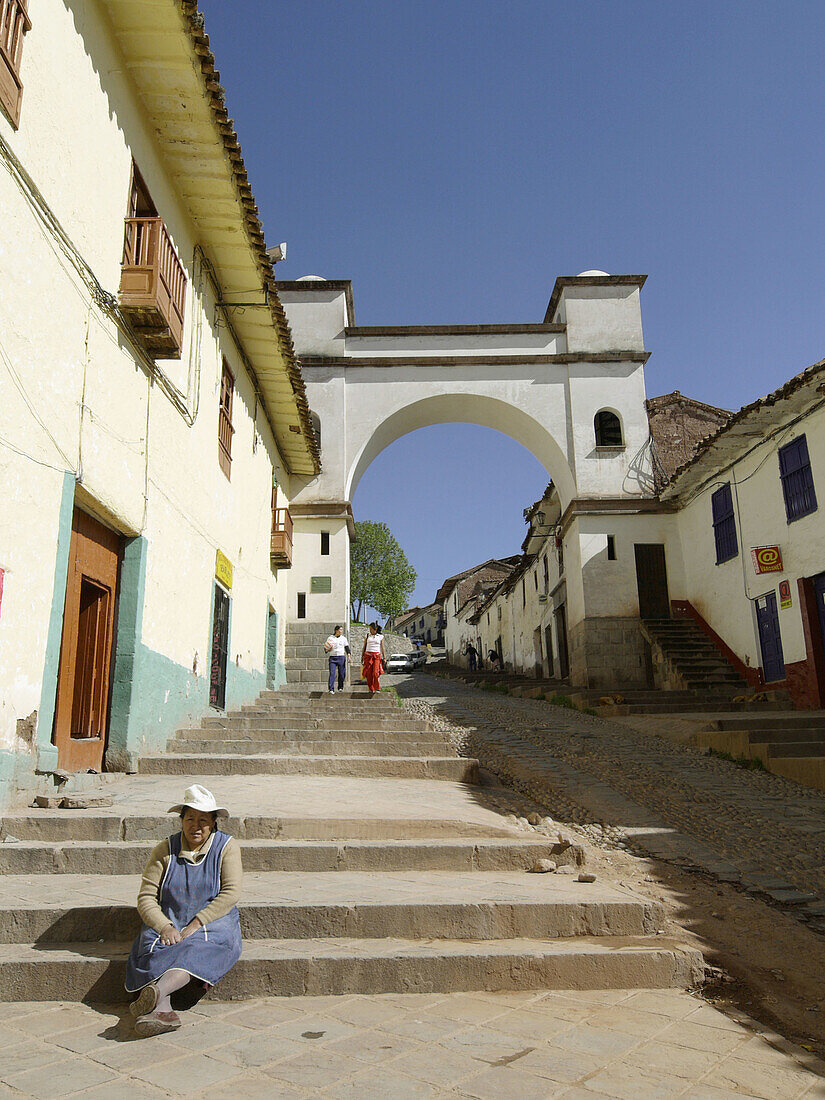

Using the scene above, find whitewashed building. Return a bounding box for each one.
[661,361,825,708]
[0,0,318,809]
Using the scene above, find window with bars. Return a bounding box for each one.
[218,360,234,479]
[594,410,624,447]
[711,484,738,563]
[779,435,817,523]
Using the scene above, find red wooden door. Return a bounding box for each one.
[53,509,121,771]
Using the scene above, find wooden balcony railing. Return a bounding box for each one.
[119,216,186,358]
[270,507,293,569]
[0,0,30,127]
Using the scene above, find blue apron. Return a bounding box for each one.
[125,829,242,993]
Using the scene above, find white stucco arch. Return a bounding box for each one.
[276,273,654,633]
[347,393,577,504]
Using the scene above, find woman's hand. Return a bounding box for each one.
[180,918,203,940]
[160,923,181,945]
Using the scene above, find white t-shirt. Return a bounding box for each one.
[325,634,348,657]
[364,633,383,654]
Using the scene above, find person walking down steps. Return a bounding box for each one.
[125,785,242,1037]
[324,624,350,693]
[361,621,387,695]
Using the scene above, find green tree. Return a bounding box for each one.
[350,520,417,622]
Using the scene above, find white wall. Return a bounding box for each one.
[0,0,297,778]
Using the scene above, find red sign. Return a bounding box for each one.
[779,579,792,609]
[751,546,783,574]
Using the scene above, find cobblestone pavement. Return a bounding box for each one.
[1,989,824,1099]
[396,674,825,934]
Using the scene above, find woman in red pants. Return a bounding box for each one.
[361,621,387,694]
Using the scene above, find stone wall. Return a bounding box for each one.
[646,391,730,481]
[568,618,650,690]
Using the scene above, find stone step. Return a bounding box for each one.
[167,739,455,757]
[0,936,704,1001]
[0,836,580,876]
[0,871,660,945]
[746,728,825,745]
[285,657,338,671]
[764,742,825,759]
[201,717,428,732]
[604,701,785,715]
[0,814,516,843]
[138,754,480,782]
[180,726,439,743]
[717,714,825,731]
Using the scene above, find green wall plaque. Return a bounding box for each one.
[310,576,332,594]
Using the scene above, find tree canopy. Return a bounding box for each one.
[350,520,417,622]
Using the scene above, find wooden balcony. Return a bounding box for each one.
[119,217,186,358]
[0,0,30,127]
[271,507,293,569]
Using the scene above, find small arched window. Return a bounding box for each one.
[594,410,623,447]
[310,411,321,451]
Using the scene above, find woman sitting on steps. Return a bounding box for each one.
[125,785,242,1037]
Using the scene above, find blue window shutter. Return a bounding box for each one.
[779,435,817,522]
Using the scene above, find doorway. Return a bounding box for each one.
[756,590,785,683]
[544,624,555,678]
[554,604,569,680]
[634,544,671,619]
[53,509,121,771]
[533,627,543,679]
[210,584,230,709]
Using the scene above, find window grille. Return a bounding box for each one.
[711,484,738,563]
[779,435,817,523]
[594,410,624,447]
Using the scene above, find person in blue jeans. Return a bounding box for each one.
[324,625,350,693]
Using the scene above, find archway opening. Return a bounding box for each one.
[352,422,549,619]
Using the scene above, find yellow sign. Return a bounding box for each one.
[215,549,233,590]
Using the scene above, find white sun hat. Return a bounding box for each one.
[167,784,229,816]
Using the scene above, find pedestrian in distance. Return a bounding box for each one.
[125,785,242,1037]
[465,643,478,671]
[324,625,350,694]
[488,649,501,670]
[362,621,387,695]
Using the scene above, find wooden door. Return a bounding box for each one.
[634,544,671,620]
[53,509,121,771]
[210,584,230,709]
[756,591,785,683]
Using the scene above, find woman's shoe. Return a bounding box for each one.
[129,983,158,1018]
[134,1010,182,1037]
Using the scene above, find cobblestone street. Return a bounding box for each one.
[396,672,825,1055]
[402,675,825,917]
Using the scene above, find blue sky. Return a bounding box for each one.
[200,0,825,608]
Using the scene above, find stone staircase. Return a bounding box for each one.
[641,618,755,699]
[0,687,703,1002]
[695,711,825,792]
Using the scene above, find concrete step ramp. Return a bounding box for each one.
[0,935,704,1002]
[0,871,665,945]
[138,754,480,781]
[0,836,582,876]
[167,739,455,757]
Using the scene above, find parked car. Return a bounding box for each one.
[386,652,415,673]
[410,648,428,668]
